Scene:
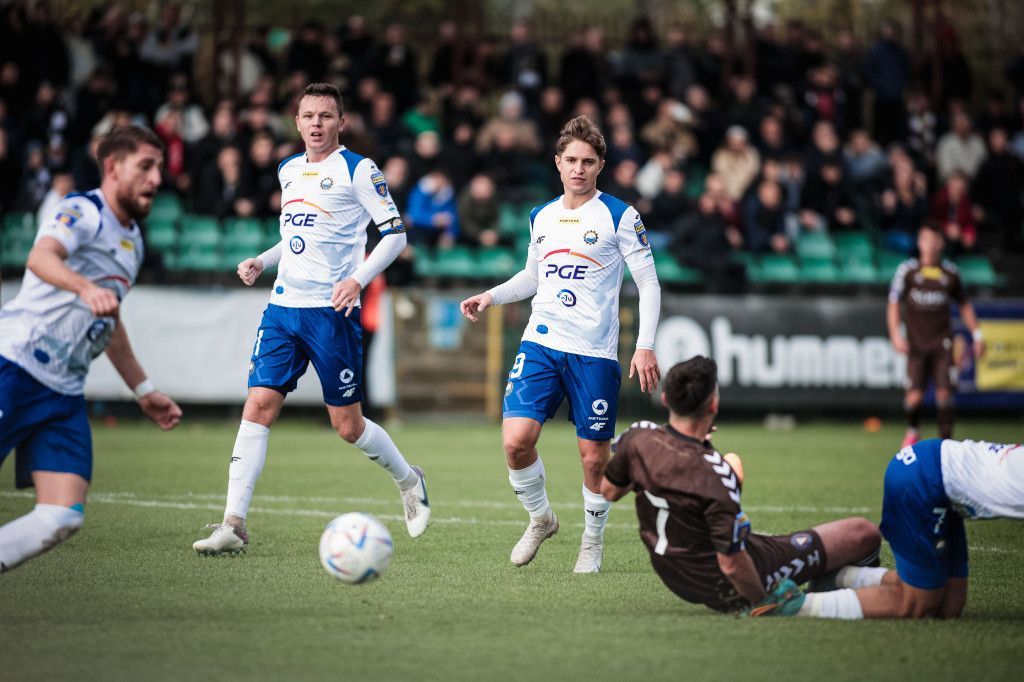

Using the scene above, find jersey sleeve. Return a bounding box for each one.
[616,206,655,272]
[604,430,635,488]
[702,452,745,554]
[352,158,405,236]
[888,261,911,304]
[34,197,100,256]
[948,265,967,304]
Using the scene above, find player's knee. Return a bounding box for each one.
[579,451,606,478]
[850,517,882,549]
[335,419,363,444]
[242,396,279,426]
[502,434,534,461]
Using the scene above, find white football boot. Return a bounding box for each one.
[510,513,559,566]
[573,539,603,573]
[400,465,431,537]
[193,524,248,556]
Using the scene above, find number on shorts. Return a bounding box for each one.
[509,352,526,379]
[643,490,670,555]
[932,506,948,535]
[896,447,917,465]
[253,329,265,357]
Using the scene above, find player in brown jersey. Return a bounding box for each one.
[888,221,984,449]
[600,356,885,615]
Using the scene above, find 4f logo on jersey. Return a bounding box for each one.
[535,235,545,244]
[544,263,588,280]
[284,212,316,227]
[290,236,305,253]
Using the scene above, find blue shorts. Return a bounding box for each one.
[879,439,968,590]
[0,356,92,488]
[248,304,363,406]
[503,341,620,441]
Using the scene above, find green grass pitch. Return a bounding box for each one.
[1,417,1022,682]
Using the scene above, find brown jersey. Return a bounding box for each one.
[889,258,966,351]
[606,421,829,612]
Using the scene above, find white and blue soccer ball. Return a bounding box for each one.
[318,512,394,584]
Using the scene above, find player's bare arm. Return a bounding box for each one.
[959,301,985,359]
[26,237,119,317]
[331,277,362,316]
[460,292,494,322]
[629,349,661,393]
[105,322,182,430]
[599,477,628,502]
[717,550,768,604]
[886,300,908,354]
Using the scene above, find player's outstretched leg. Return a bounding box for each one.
[0,503,85,572]
[193,418,268,556]
[399,465,430,538]
[574,485,610,573]
[508,456,558,566]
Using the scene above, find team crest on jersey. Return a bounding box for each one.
[371,171,389,198]
[790,532,813,549]
[634,216,649,248]
[320,177,333,190]
[56,209,81,226]
[290,235,305,253]
[249,362,255,376]
[505,382,513,396]
[583,230,598,245]
[557,289,577,307]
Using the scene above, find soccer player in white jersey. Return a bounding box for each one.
[0,126,183,573]
[193,83,428,556]
[747,438,1023,619]
[460,115,662,573]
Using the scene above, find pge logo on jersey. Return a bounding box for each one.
[284,212,316,228]
[544,263,588,280]
[290,236,305,254]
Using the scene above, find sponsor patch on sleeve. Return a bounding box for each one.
[55,209,82,227]
[119,238,135,252]
[634,215,649,248]
[370,171,389,198]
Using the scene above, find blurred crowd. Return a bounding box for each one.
[2,3,1024,290]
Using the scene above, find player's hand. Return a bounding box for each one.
[460,293,493,322]
[237,257,264,286]
[139,391,182,431]
[331,278,362,316]
[78,283,119,318]
[629,349,661,393]
[973,339,985,360]
[891,336,909,354]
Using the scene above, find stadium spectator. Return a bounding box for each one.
[406,129,442,185]
[194,145,253,219]
[745,180,791,254]
[803,119,841,177]
[429,20,469,95]
[711,126,761,200]
[975,90,1015,136]
[833,27,864,130]
[972,127,1024,250]
[920,25,972,110]
[645,165,689,249]
[559,26,610,108]
[605,123,645,169]
[286,20,328,83]
[878,159,929,254]
[724,75,761,133]
[684,84,722,164]
[502,19,547,113]
[640,99,698,160]
[367,91,412,162]
[438,122,479,191]
[663,23,699,103]
[154,75,209,144]
[636,150,674,200]
[456,173,502,248]
[843,129,887,209]
[756,115,791,162]
[672,193,746,293]
[189,100,238,181]
[703,172,742,233]
[374,23,420,112]
[601,159,642,207]
[244,131,281,217]
[139,3,199,88]
[930,171,977,253]
[799,157,857,233]
[153,108,189,193]
[15,140,51,211]
[801,63,847,135]
[905,90,938,168]
[381,155,412,213]
[406,168,459,248]
[936,111,987,181]
[476,90,542,157]
[863,21,909,146]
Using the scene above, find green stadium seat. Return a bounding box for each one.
[478,247,520,279]
[656,255,704,285]
[222,243,257,270]
[796,233,836,261]
[499,203,533,236]
[432,245,476,278]
[145,220,178,252]
[224,217,263,238]
[834,233,875,263]
[149,193,183,222]
[877,252,906,283]
[751,254,800,283]
[180,215,223,248]
[176,243,221,271]
[839,259,879,284]
[799,258,841,283]
[4,211,36,239]
[225,230,264,252]
[413,248,440,278]
[0,236,31,268]
[956,255,1001,287]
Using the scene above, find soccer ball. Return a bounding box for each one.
[318,512,394,584]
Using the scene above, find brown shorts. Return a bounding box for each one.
[651,529,829,613]
[906,343,956,393]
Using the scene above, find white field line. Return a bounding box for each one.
[0,490,1012,551]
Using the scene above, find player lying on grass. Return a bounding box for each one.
[600,356,883,615]
[0,126,182,572]
[749,437,1023,619]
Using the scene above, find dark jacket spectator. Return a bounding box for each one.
[456,174,503,247]
[673,193,747,293]
[745,180,790,253]
[930,171,977,252]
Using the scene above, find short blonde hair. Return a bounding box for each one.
[555,115,607,161]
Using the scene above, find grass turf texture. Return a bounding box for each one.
[2,418,1022,682]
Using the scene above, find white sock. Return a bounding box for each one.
[836,565,891,589]
[798,589,864,619]
[224,419,270,522]
[354,418,416,490]
[508,456,552,520]
[0,503,84,572]
[582,485,610,542]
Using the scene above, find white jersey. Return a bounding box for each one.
[0,190,144,395]
[271,147,402,308]
[940,439,1024,520]
[520,191,654,359]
